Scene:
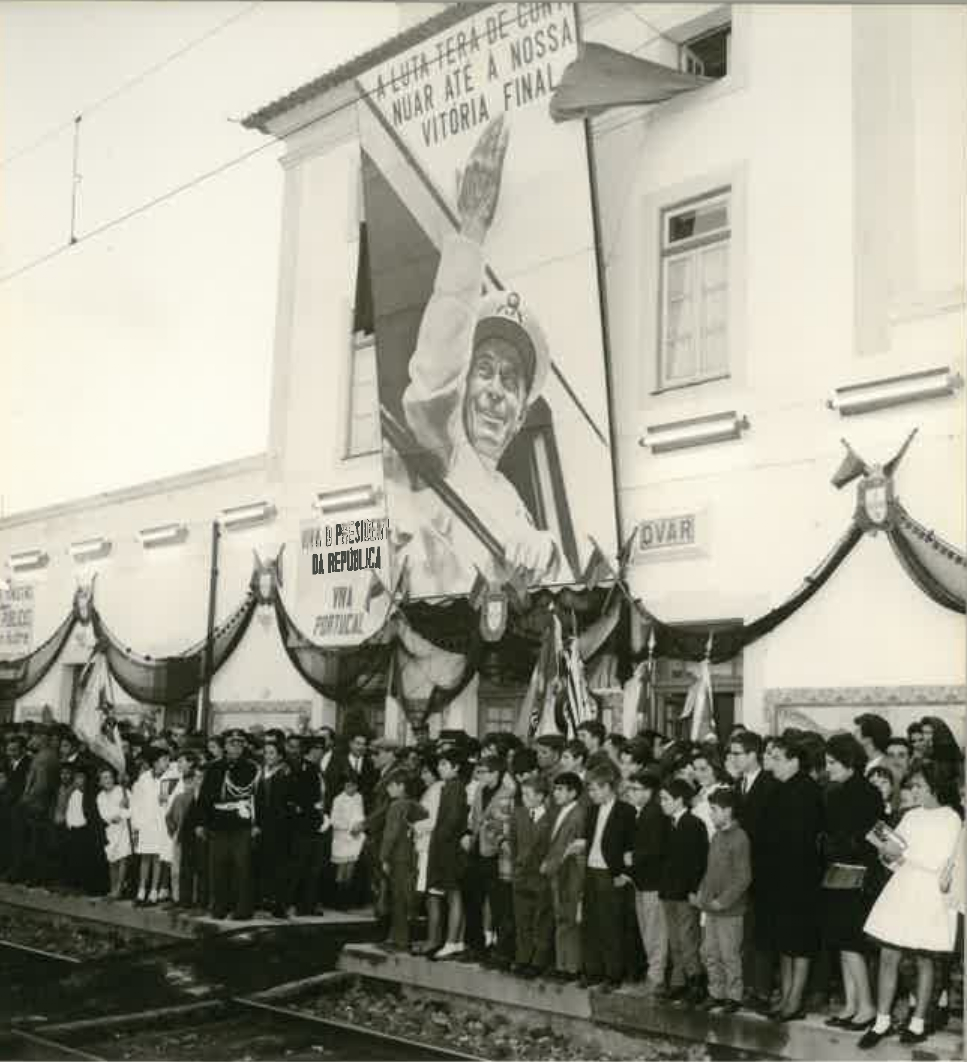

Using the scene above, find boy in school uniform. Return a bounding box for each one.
[576,765,637,990]
[658,778,710,1003]
[624,768,671,997]
[380,769,429,951]
[508,773,553,977]
[540,770,587,981]
[693,787,751,1013]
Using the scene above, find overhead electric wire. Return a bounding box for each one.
[0,1,263,169]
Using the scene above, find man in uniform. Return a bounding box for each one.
[390,115,567,597]
[196,728,257,921]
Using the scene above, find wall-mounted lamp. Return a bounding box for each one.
[828,366,963,416]
[314,484,380,514]
[68,537,111,562]
[219,501,275,530]
[7,547,49,573]
[640,410,750,453]
[137,522,187,548]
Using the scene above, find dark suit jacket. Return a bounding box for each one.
[289,761,327,834]
[658,810,709,900]
[325,753,377,812]
[379,797,427,868]
[6,756,30,804]
[584,799,637,878]
[254,766,296,836]
[736,769,778,849]
[510,806,552,892]
[630,800,670,892]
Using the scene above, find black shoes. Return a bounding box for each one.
[900,1026,929,1046]
[858,1025,895,1050]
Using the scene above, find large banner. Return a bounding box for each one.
[358,2,617,600]
[0,582,34,658]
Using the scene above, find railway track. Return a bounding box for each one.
[1,937,477,1062]
[5,998,477,1061]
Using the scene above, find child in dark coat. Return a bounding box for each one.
[540,770,587,981]
[658,778,709,1003]
[508,774,553,976]
[425,751,469,960]
[380,770,429,950]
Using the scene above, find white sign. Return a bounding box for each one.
[0,583,34,657]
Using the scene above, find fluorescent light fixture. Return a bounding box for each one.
[314,484,379,514]
[137,522,187,547]
[68,537,111,561]
[640,410,749,453]
[7,547,48,573]
[828,367,962,416]
[219,501,275,529]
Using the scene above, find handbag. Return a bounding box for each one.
[821,862,868,890]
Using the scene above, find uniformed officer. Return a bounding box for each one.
[391,115,567,597]
[196,728,257,921]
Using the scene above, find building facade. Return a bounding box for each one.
[3,3,964,740]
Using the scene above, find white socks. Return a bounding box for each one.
[938,990,948,1007]
[435,942,462,958]
[909,1017,925,1035]
[872,1014,891,1034]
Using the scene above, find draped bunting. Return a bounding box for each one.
[92,592,258,705]
[0,609,77,702]
[889,503,967,614]
[273,591,395,702]
[634,521,865,664]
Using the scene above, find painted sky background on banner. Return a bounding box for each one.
[359,1,618,596]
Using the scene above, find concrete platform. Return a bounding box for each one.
[0,882,373,939]
[339,944,964,1062]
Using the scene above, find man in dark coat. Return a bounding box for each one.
[0,733,30,877]
[325,732,377,812]
[254,739,297,917]
[731,730,779,1010]
[9,726,60,883]
[578,765,637,989]
[288,735,330,916]
[626,768,671,996]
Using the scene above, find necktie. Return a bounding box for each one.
[742,776,749,795]
[531,808,539,822]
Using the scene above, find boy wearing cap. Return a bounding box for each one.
[379,770,428,950]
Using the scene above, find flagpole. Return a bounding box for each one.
[197,519,220,736]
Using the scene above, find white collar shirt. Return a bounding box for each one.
[588,797,615,869]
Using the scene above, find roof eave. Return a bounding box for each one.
[242,2,493,135]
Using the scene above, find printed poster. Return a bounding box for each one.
[358,2,617,600]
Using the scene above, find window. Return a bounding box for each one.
[346,221,380,458]
[659,190,730,389]
[347,335,380,456]
[680,25,731,79]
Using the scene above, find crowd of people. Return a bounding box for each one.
[0,710,963,1051]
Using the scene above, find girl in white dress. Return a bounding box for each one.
[330,774,365,902]
[130,747,172,906]
[860,762,963,1049]
[412,759,443,952]
[96,767,131,899]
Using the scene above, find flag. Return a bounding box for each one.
[550,42,707,123]
[679,658,716,743]
[73,651,125,776]
[516,612,564,739]
[883,427,919,477]
[563,634,597,738]
[831,439,869,489]
[580,539,611,590]
[362,568,386,614]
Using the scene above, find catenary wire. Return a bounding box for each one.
[0,2,263,169]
